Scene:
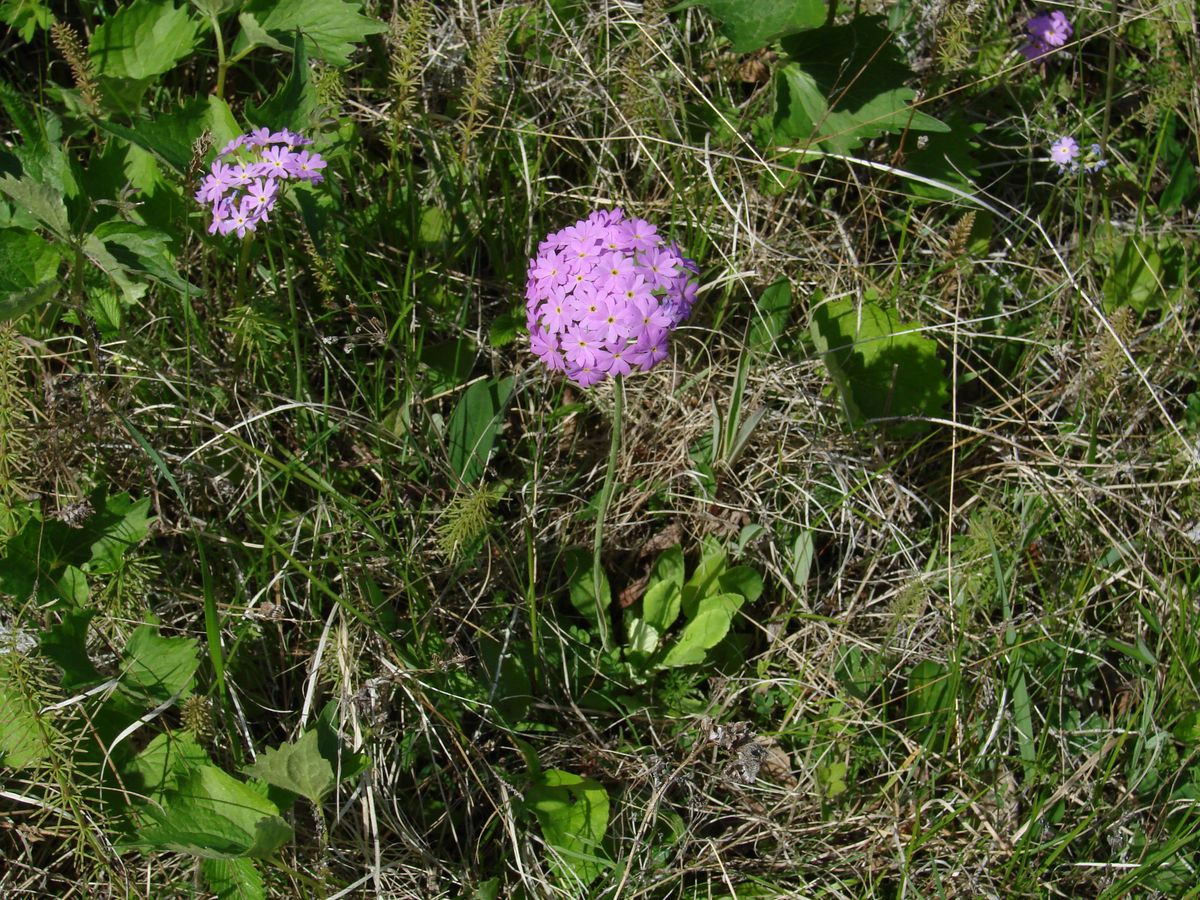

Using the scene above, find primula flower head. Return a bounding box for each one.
[1020,9,1073,61]
[195,129,326,237]
[525,208,698,385]
[1049,135,1080,169]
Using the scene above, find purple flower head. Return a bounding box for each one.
[195,128,327,238]
[525,208,699,385]
[1049,135,1080,171]
[1020,9,1073,61]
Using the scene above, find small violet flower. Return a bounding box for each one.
[195,129,327,238]
[525,208,699,385]
[1020,9,1073,61]
[1049,136,1080,170]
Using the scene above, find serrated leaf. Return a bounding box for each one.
[810,297,948,433]
[764,17,948,154]
[659,592,744,668]
[123,729,211,806]
[82,233,147,304]
[38,608,102,690]
[91,97,210,173]
[202,858,266,900]
[91,222,198,296]
[527,769,611,887]
[0,0,55,42]
[85,492,154,574]
[673,0,825,53]
[314,700,371,782]
[245,29,316,133]
[122,625,199,702]
[243,729,335,806]
[0,173,69,239]
[90,0,203,80]
[239,0,386,67]
[446,376,514,484]
[126,765,292,859]
[0,679,51,768]
[0,278,59,322]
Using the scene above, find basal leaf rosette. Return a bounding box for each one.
[525,208,699,386]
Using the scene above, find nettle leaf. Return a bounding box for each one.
[86,491,154,574]
[244,729,341,806]
[764,17,947,154]
[126,764,293,859]
[38,608,102,690]
[659,592,744,668]
[810,296,948,434]
[527,769,611,887]
[0,677,51,768]
[92,97,210,173]
[245,29,317,133]
[123,729,211,806]
[89,0,203,80]
[674,0,825,53]
[201,858,266,900]
[0,228,61,320]
[1,0,55,43]
[91,222,198,296]
[122,625,200,702]
[0,173,70,240]
[239,0,387,67]
[446,376,515,484]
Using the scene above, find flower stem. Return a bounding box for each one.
[592,376,623,650]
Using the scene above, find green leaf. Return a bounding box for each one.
[82,233,147,304]
[201,859,266,900]
[314,700,371,782]
[0,173,70,239]
[717,565,763,603]
[810,296,948,433]
[893,113,981,200]
[624,616,662,658]
[1102,237,1171,314]
[122,624,200,702]
[91,97,210,173]
[905,660,957,745]
[0,678,51,768]
[563,547,611,624]
[642,545,684,633]
[245,29,316,133]
[191,0,243,16]
[123,729,211,806]
[126,765,293,859]
[446,376,515,484]
[527,769,611,887]
[90,0,203,80]
[0,279,59,322]
[748,278,793,353]
[659,592,744,668]
[244,729,336,806]
[239,0,387,66]
[673,0,825,53]
[38,608,102,690]
[680,538,727,619]
[91,222,198,296]
[85,491,154,574]
[0,0,55,42]
[420,338,477,394]
[764,17,948,154]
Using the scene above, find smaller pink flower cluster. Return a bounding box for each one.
[1020,10,1072,61]
[525,208,699,386]
[195,127,327,238]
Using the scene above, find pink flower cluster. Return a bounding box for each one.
[1020,10,1072,61]
[195,127,327,238]
[525,208,699,386]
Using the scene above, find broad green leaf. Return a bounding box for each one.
[764,18,948,154]
[624,616,661,658]
[201,859,265,900]
[446,376,515,484]
[85,491,154,574]
[233,11,291,54]
[127,764,293,859]
[207,96,242,152]
[748,278,793,354]
[38,608,102,690]
[245,29,317,133]
[1102,237,1174,314]
[0,81,76,195]
[673,0,825,53]
[191,0,243,16]
[527,769,610,887]
[0,514,96,606]
[810,297,948,434]
[91,97,210,173]
[894,114,981,200]
[659,592,744,668]
[314,700,371,783]
[244,729,336,806]
[905,660,957,746]
[680,538,727,619]
[202,858,266,900]
[642,546,685,634]
[123,729,211,805]
[564,547,611,623]
[238,0,387,66]
[122,625,199,702]
[90,0,203,80]
[0,679,50,768]
[0,279,59,322]
[91,222,198,296]
[717,565,763,603]
[0,0,55,42]
[0,173,69,239]
[82,233,147,303]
